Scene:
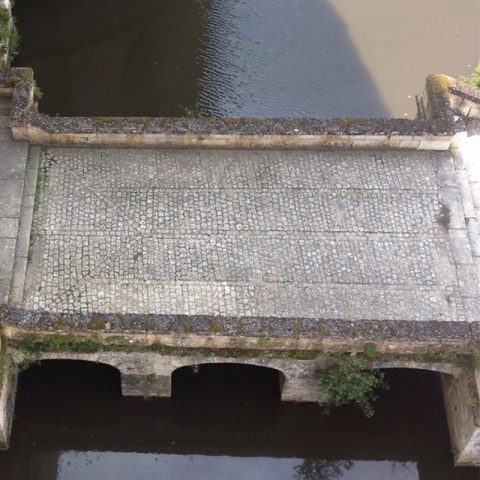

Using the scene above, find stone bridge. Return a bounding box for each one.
[0,82,480,467]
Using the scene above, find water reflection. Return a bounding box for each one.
[55,452,418,480]
[194,0,387,117]
[328,0,480,118]
[294,459,354,480]
[13,0,479,117]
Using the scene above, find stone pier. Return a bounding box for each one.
[442,364,480,466]
[0,353,16,450]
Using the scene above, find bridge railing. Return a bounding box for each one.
[0,67,469,151]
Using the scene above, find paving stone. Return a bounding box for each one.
[462,297,480,323]
[439,187,466,230]
[0,217,18,238]
[22,166,38,196]
[457,169,476,218]
[436,153,456,187]
[0,278,9,303]
[0,186,22,218]
[467,218,480,257]
[0,237,16,278]
[8,255,27,305]
[0,179,23,199]
[0,138,27,179]
[449,229,474,265]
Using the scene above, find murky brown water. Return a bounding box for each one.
[0,363,478,480]
[12,0,480,118]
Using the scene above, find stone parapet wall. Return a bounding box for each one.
[0,68,463,150]
[2,305,480,353]
[448,78,480,120]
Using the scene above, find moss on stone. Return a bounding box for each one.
[105,335,126,343]
[12,333,104,354]
[88,314,107,331]
[209,320,223,334]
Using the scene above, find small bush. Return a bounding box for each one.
[471,65,480,88]
[320,353,388,418]
[182,105,206,118]
[0,8,20,62]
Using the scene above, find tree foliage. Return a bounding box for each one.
[320,353,388,418]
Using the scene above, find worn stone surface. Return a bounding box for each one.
[0,97,29,304]
[19,147,476,324]
[441,367,480,466]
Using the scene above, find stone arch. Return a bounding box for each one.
[374,361,463,378]
[371,363,480,467]
[19,358,122,392]
[23,357,122,373]
[171,362,286,400]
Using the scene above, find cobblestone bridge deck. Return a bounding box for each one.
[11,147,478,326]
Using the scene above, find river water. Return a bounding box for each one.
[12,0,480,118]
[0,363,478,480]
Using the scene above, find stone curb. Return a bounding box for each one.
[8,146,39,305]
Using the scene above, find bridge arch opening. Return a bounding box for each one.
[172,363,285,401]
[171,363,285,429]
[369,369,450,440]
[16,360,122,424]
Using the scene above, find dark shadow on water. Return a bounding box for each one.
[12,0,389,117]
[171,363,283,431]
[0,363,478,479]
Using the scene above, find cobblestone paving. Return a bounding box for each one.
[23,148,477,321]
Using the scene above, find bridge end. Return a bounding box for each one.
[441,363,480,467]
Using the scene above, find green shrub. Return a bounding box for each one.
[320,353,388,418]
[471,65,480,88]
[0,7,20,64]
[182,105,206,118]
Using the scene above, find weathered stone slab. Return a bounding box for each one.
[0,237,15,278]
[441,364,480,467]
[0,136,27,179]
[0,217,17,238]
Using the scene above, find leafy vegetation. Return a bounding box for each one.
[462,65,480,88]
[471,65,480,88]
[319,352,388,418]
[0,7,20,65]
[181,105,206,118]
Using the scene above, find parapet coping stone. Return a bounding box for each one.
[0,68,467,146]
[1,305,478,344]
[450,79,480,106]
